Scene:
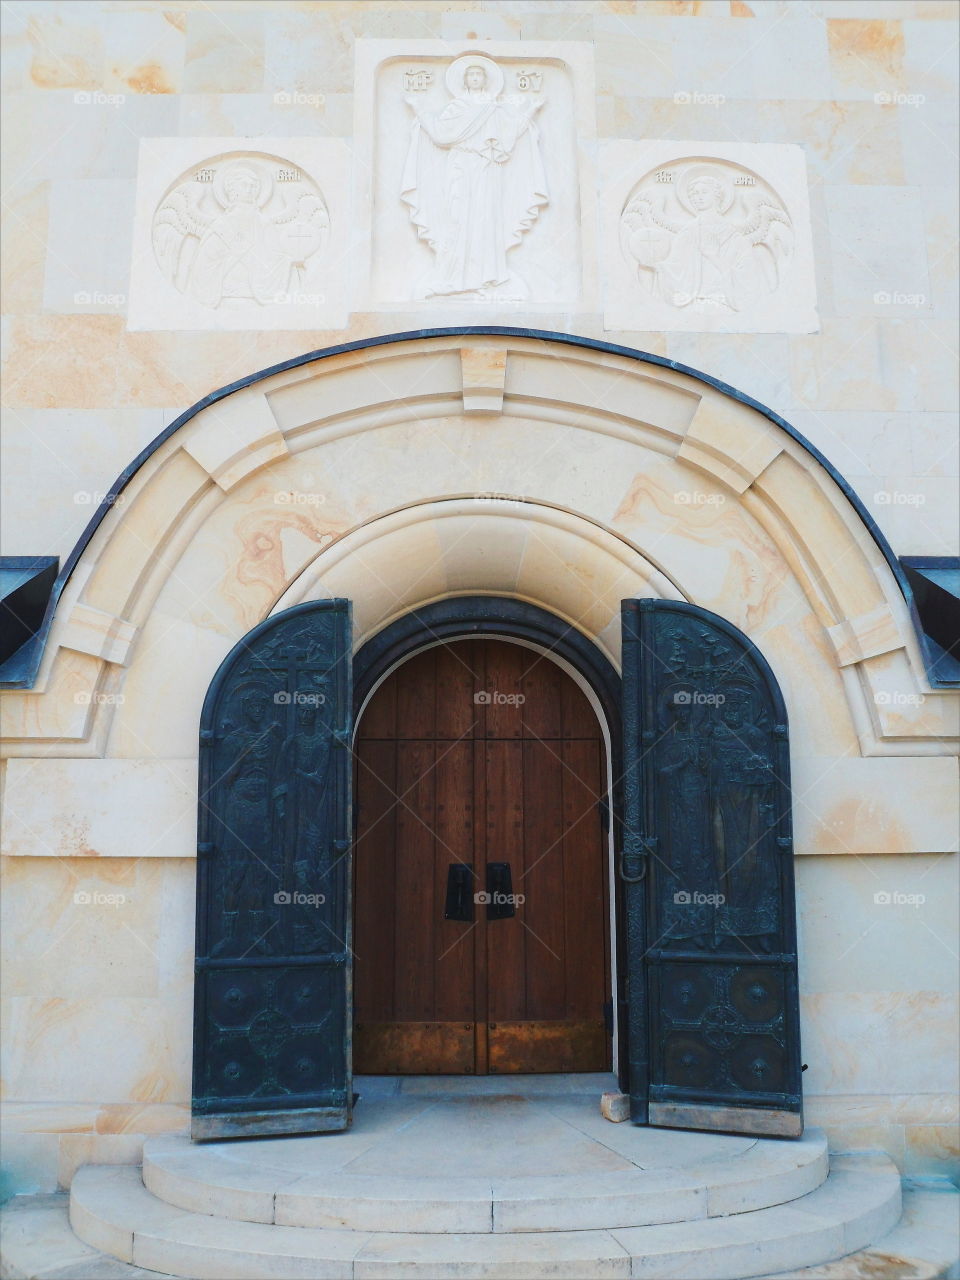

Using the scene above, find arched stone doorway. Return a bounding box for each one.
[5,330,948,1165]
[191,592,802,1140]
[350,596,624,1080]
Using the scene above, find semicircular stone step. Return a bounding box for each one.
[141,1098,830,1233]
[69,1155,902,1280]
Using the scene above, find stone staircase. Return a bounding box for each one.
[2,1085,958,1279]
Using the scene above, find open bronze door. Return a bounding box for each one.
[192,600,352,1139]
[621,599,803,1137]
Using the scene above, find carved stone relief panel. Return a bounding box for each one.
[354,40,598,312]
[128,138,350,331]
[602,142,818,334]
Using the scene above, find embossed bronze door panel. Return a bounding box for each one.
[193,600,352,1139]
[621,599,803,1136]
[353,639,610,1075]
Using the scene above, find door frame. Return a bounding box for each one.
[352,596,627,1084]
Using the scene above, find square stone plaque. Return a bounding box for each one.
[353,39,598,313]
[602,140,819,335]
[127,136,351,331]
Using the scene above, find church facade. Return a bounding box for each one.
[1,2,957,1274]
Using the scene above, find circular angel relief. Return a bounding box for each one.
[152,153,329,309]
[620,158,793,316]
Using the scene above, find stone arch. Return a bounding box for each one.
[2,330,954,862]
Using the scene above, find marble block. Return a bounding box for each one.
[127,136,350,331]
[353,39,598,313]
[602,140,819,334]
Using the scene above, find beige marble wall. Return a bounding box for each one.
[2,0,957,561]
[1,1,957,1196]
[2,332,956,1196]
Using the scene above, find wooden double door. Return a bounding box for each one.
[353,639,611,1075]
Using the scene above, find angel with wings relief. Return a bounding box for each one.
[153,160,329,308]
[622,164,793,314]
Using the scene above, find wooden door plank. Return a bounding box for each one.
[561,671,599,739]
[434,739,477,1024]
[353,739,397,1024]
[396,648,436,739]
[562,737,608,1034]
[473,706,488,1076]
[520,738,566,1021]
[394,739,437,1020]
[483,641,525,740]
[484,736,526,1026]
[518,651,564,739]
[358,672,396,740]
[435,641,483,740]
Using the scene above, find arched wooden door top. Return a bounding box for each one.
[353,638,612,1076]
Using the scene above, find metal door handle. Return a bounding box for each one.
[444,863,475,922]
[485,862,516,919]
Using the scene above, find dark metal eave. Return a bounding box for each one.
[900,557,960,688]
[0,327,931,690]
[0,557,59,681]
